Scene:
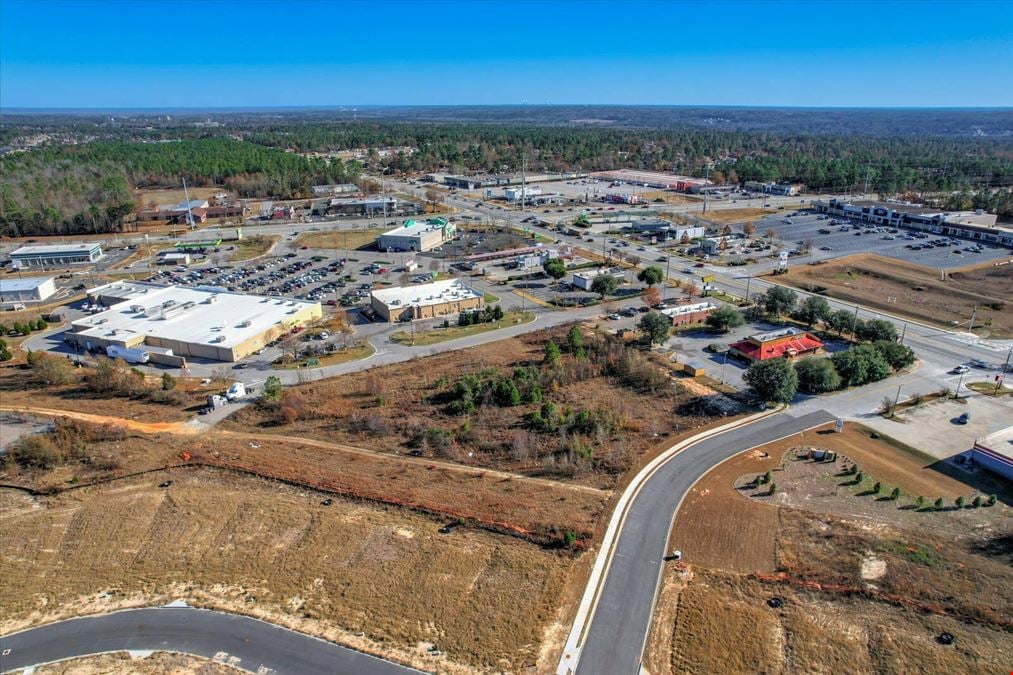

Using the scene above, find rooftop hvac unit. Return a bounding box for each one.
[210,335,225,343]
[130,305,145,313]
[238,320,251,328]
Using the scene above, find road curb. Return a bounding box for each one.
[555,403,786,675]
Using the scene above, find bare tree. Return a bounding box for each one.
[766,228,778,241]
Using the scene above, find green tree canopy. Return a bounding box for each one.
[636,266,664,287]
[638,311,671,345]
[761,286,798,317]
[794,356,842,394]
[705,305,745,333]
[543,258,566,280]
[590,274,620,299]
[744,357,799,404]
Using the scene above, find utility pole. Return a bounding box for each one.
[520,153,526,214]
[968,305,977,332]
[381,170,388,229]
[851,303,861,337]
[899,321,908,344]
[891,384,903,417]
[745,276,752,302]
[954,368,966,399]
[996,348,1012,395]
[862,165,871,197]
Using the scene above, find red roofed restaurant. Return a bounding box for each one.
[729,327,824,363]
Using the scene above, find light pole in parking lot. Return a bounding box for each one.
[954,369,967,400]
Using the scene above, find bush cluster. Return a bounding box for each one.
[458,304,504,326]
[0,318,48,338]
[444,366,541,415]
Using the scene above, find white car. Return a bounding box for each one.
[951,365,970,374]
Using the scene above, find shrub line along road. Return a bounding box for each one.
[557,408,836,675]
[0,606,424,675]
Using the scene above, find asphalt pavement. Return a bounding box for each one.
[0,607,425,675]
[571,409,836,675]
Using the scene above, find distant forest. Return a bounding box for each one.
[2,106,1012,236]
[0,138,360,236]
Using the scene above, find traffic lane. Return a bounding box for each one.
[575,409,836,675]
[0,607,422,675]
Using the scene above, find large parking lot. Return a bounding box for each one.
[752,211,1011,269]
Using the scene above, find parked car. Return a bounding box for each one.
[956,412,971,425]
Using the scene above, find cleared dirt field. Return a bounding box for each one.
[295,228,388,251]
[648,423,1013,674]
[222,328,734,490]
[30,651,237,675]
[0,470,577,672]
[645,569,1011,675]
[134,187,230,208]
[779,254,1013,337]
[700,207,771,224]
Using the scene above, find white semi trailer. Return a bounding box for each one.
[105,345,151,364]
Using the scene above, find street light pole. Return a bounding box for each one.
[995,348,1012,395]
[954,369,966,400]
[892,384,903,417]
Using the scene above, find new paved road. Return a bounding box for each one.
[0,607,424,675]
[573,409,836,675]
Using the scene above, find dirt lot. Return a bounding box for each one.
[647,423,1013,674]
[222,328,734,490]
[30,651,236,675]
[295,228,388,251]
[779,254,1013,337]
[0,470,577,672]
[700,207,772,225]
[134,187,231,209]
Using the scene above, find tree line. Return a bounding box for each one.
[1,138,361,236]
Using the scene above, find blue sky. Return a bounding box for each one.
[2,0,1011,108]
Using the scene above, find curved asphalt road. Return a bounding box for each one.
[572,409,836,675]
[0,607,425,675]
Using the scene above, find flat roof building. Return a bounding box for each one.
[814,199,1011,248]
[729,327,824,362]
[9,243,103,268]
[571,267,626,291]
[370,278,483,323]
[970,427,1013,481]
[377,218,457,253]
[0,276,57,304]
[590,169,711,192]
[69,282,321,362]
[661,301,717,326]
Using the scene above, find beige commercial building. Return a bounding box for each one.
[70,281,321,362]
[376,218,456,253]
[370,278,483,322]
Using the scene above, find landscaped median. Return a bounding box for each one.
[390,309,534,346]
[271,341,375,369]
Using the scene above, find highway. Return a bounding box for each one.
[0,607,424,675]
[559,409,835,675]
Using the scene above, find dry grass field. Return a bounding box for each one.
[222,328,735,490]
[0,419,607,544]
[0,470,577,672]
[646,423,1013,673]
[228,234,279,261]
[294,228,388,251]
[700,207,772,224]
[779,254,1013,337]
